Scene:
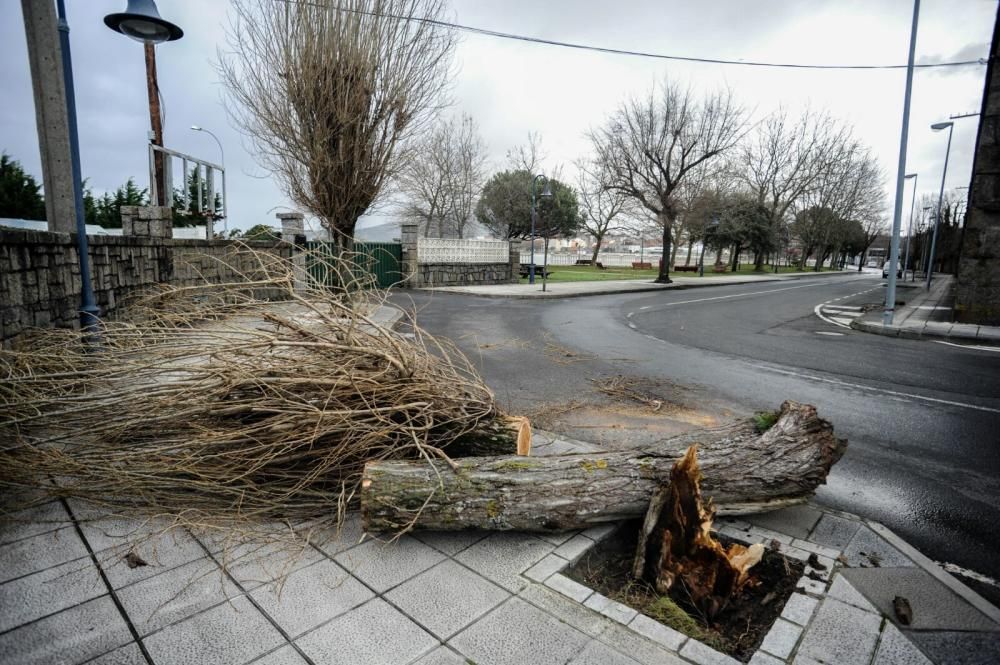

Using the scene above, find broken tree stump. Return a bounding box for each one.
[361,401,846,533]
[633,446,764,619]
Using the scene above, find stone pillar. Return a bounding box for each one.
[509,240,522,283]
[121,206,173,239]
[276,212,307,291]
[21,0,75,233]
[400,223,420,288]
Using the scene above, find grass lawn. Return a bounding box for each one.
[520,264,840,283]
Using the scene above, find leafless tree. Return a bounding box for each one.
[506,131,546,173]
[443,114,488,238]
[219,0,457,246]
[588,79,747,282]
[575,159,632,263]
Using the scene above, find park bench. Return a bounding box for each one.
[673,265,699,273]
[575,259,605,269]
[632,262,652,270]
[519,265,552,279]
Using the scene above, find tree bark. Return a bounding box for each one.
[361,401,846,533]
[591,237,603,264]
[656,211,673,283]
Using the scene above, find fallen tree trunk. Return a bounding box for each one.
[362,401,846,533]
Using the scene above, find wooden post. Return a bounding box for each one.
[144,42,166,206]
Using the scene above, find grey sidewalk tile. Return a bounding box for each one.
[247,645,309,665]
[297,598,437,665]
[412,645,468,665]
[0,555,105,633]
[748,652,785,665]
[826,575,878,614]
[780,593,819,626]
[218,539,324,591]
[250,558,373,638]
[300,513,365,557]
[518,583,611,636]
[385,559,509,639]
[72,506,174,554]
[86,642,146,664]
[795,598,881,665]
[746,525,793,545]
[805,555,834,581]
[537,530,579,546]
[96,528,208,590]
[840,567,1000,632]
[569,638,643,665]
[872,623,932,665]
[0,524,88,584]
[454,532,554,592]
[582,524,618,543]
[545,573,594,603]
[554,534,597,563]
[789,539,841,560]
[679,639,742,665]
[628,613,686,651]
[523,553,569,582]
[584,593,638,624]
[746,505,822,540]
[759,618,801,659]
[143,594,284,665]
[597,622,687,665]
[450,596,589,665]
[0,596,131,665]
[116,557,239,636]
[841,525,915,568]
[412,529,487,556]
[906,629,1000,665]
[334,535,445,593]
[795,576,826,596]
[807,513,860,551]
[0,500,71,546]
[774,543,810,562]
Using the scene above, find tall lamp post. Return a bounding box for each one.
[191,125,227,234]
[529,174,552,285]
[902,173,917,281]
[105,1,184,206]
[926,121,954,290]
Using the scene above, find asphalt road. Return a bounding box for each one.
[391,273,1000,603]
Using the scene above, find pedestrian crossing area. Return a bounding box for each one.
[816,304,864,328]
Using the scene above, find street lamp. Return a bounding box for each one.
[902,173,917,281]
[105,1,183,206]
[190,125,227,233]
[529,174,552,285]
[926,121,954,290]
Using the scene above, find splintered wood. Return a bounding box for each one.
[633,446,764,619]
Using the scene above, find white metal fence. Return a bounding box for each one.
[418,238,508,264]
[519,252,699,267]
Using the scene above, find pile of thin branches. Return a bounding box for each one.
[0,244,500,530]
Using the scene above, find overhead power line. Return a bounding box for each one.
[272,0,989,71]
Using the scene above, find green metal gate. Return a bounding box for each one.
[306,241,403,290]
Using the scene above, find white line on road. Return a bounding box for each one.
[814,286,881,329]
[639,279,873,311]
[749,364,1000,414]
[815,331,845,336]
[933,340,1000,353]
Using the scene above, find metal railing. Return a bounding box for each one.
[148,144,227,228]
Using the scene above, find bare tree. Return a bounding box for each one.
[219,0,456,246]
[576,159,631,263]
[443,114,488,238]
[506,131,546,173]
[589,80,747,282]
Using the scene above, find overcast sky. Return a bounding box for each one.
[1,0,995,235]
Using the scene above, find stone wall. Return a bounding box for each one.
[1,227,291,344]
[956,8,1000,325]
[416,262,512,287]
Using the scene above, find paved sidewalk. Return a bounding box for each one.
[852,274,1000,345]
[2,429,998,665]
[420,270,854,299]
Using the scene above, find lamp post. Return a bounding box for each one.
[902,173,917,281]
[926,121,954,290]
[54,0,99,335]
[919,205,933,278]
[529,174,552,285]
[191,125,227,234]
[105,1,183,206]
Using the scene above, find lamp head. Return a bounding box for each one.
[191,125,202,131]
[105,0,183,44]
[541,181,553,199]
[931,121,953,131]
[904,173,917,179]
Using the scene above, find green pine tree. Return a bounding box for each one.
[0,153,46,220]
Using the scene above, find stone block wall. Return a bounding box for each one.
[956,8,1000,325]
[416,262,512,287]
[1,228,291,344]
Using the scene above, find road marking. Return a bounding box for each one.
[639,279,873,311]
[814,286,881,329]
[936,561,1000,589]
[933,340,1000,353]
[749,364,1000,414]
[815,331,845,336]
[823,305,863,312]
[830,316,857,326]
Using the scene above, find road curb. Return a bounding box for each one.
[416,270,856,300]
[850,318,998,345]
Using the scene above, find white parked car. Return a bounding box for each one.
[882,261,902,279]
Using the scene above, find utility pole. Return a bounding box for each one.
[144,43,166,206]
[21,0,76,232]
